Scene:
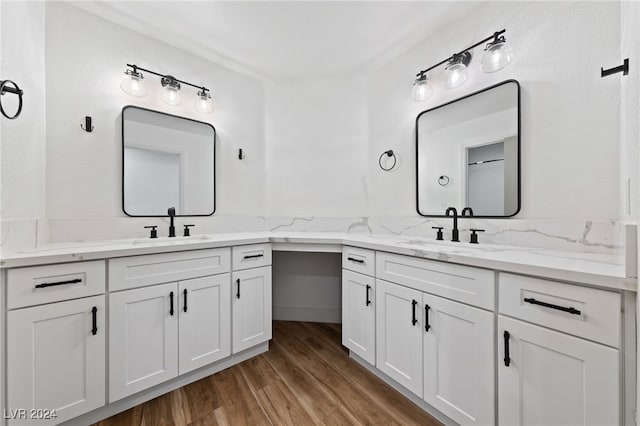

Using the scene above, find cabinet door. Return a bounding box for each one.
[499,316,619,426]
[375,279,423,397]
[179,274,231,374]
[232,266,272,353]
[342,270,375,365]
[109,283,178,402]
[423,294,494,426]
[7,295,105,425]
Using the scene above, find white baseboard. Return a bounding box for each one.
[273,305,341,323]
[60,342,269,426]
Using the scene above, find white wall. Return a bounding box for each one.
[0,1,47,256]
[368,1,622,220]
[44,2,265,224]
[265,76,368,217]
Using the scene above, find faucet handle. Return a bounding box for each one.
[183,224,195,237]
[469,229,485,244]
[431,226,444,241]
[144,225,158,239]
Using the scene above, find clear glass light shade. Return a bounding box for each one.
[161,85,182,106]
[120,71,148,97]
[194,91,215,114]
[411,77,433,102]
[443,62,469,89]
[481,40,514,73]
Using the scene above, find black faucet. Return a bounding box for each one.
[168,207,176,237]
[445,207,459,242]
[461,207,474,217]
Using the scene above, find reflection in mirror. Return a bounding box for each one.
[122,106,216,216]
[416,80,520,217]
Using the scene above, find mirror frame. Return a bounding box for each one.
[121,105,217,217]
[415,79,521,218]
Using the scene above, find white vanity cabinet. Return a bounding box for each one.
[108,248,235,402]
[498,273,622,426]
[374,252,495,426]
[232,266,272,353]
[6,262,107,425]
[342,247,376,365]
[109,282,179,402]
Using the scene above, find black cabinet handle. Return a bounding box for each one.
[523,297,581,315]
[411,300,418,326]
[365,285,371,306]
[236,278,241,299]
[503,330,511,367]
[347,257,364,264]
[183,289,188,313]
[91,306,98,335]
[424,304,431,332]
[243,253,264,259]
[35,278,82,289]
[170,291,174,316]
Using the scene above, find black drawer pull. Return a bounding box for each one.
[365,285,371,306]
[411,300,418,326]
[347,257,364,264]
[236,278,241,299]
[503,330,511,367]
[424,304,431,332]
[35,278,82,289]
[170,291,174,316]
[243,254,264,259]
[91,306,98,336]
[523,297,581,315]
[183,289,188,313]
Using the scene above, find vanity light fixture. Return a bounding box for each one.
[120,64,214,114]
[481,33,514,73]
[411,71,433,101]
[194,89,215,114]
[160,76,182,106]
[120,66,148,98]
[412,29,513,100]
[443,52,472,89]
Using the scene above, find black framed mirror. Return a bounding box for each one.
[122,106,216,217]
[416,80,520,218]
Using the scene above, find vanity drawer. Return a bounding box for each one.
[376,252,494,310]
[7,261,106,309]
[109,248,230,291]
[232,243,272,271]
[499,273,621,347]
[342,246,375,276]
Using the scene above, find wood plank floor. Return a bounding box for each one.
[94,321,441,426]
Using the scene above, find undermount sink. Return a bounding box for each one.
[132,235,211,245]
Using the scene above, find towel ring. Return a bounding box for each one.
[0,80,24,120]
[379,150,397,171]
[438,175,450,186]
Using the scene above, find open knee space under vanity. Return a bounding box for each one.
[1,235,635,426]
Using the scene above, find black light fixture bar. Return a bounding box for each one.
[415,29,506,77]
[127,64,210,93]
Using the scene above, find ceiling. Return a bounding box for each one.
[70,1,485,81]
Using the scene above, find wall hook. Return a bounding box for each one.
[81,116,94,132]
[379,149,397,171]
[601,58,629,78]
[238,148,245,160]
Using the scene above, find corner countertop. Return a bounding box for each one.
[1,232,635,292]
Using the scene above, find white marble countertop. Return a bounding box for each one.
[1,232,635,292]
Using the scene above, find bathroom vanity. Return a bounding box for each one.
[0,232,635,426]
